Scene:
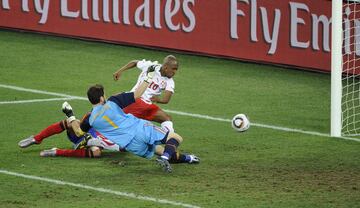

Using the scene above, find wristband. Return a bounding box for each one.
[67,116,76,123]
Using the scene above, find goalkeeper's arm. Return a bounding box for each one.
[113,60,139,81]
[69,119,86,137]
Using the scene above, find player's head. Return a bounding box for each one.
[87,84,105,105]
[162,55,178,78]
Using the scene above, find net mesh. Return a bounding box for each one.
[342,1,360,136]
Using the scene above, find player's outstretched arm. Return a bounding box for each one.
[113,60,139,81]
[151,91,173,104]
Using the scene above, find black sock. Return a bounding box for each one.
[162,138,179,160]
[169,152,190,163]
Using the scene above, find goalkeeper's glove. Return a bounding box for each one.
[74,133,92,149]
[144,65,156,83]
[62,101,76,123]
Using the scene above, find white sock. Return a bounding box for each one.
[161,121,174,132]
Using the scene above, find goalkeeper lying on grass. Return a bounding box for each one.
[19,65,199,173]
[18,102,199,167]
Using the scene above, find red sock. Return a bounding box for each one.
[55,149,86,157]
[34,121,65,143]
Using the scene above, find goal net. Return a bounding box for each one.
[332,1,360,137]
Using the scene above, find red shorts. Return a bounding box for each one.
[123,98,160,121]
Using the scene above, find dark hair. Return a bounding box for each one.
[87,84,104,104]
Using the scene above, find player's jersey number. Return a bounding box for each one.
[102,115,119,129]
[149,82,159,90]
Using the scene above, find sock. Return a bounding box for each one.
[55,149,86,157]
[169,152,190,163]
[161,138,179,160]
[34,121,65,143]
[161,121,174,132]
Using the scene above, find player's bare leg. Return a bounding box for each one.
[152,109,174,132]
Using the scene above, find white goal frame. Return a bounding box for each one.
[331,0,360,137]
[331,0,343,137]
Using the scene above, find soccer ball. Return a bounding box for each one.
[231,114,250,132]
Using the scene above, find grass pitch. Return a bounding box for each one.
[0,30,359,208]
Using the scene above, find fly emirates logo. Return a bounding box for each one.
[231,0,332,54]
[1,0,359,56]
[0,0,196,32]
[230,0,359,56]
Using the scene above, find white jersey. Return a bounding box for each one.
[130,59,175,103]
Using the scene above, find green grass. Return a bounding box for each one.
[0,30,359,208]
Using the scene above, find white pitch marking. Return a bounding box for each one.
[0,84,87,100]
[0,84,359,142]
[248,122,360,142]
[0,97,78,105]
[0,169,201,208]
[164,109,360,142]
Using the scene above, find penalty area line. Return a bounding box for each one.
[0,97,78,105]
[163,110,360,143]
[0,84,87,100]
[0,169,201,208]
[0,83,359,142]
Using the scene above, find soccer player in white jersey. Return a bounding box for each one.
[113,55,178,132]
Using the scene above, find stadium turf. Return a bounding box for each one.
[0,30,359,208]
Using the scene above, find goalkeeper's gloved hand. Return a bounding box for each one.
[62,102,76,122]
[75,133,92,149]
[144,65,156,83]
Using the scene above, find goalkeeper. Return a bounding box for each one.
[18,104,198,165]
[50,101,199,166]
[68,66,198,173]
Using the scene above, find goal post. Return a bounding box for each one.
[331,0,360,137]
[331,0,343,137]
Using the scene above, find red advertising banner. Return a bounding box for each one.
[0,0,339,72]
